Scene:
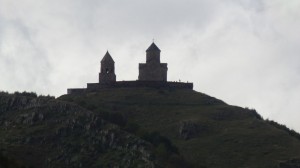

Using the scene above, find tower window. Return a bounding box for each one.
[106,68,110,74]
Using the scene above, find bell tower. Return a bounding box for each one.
[99,51,116,84]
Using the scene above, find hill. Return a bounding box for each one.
[1,88,300,168]
[59,88,300,168]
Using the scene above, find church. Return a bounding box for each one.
[68,42,193,94]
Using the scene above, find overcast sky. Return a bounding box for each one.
[0,0,300,131]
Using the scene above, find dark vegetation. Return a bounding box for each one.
[266,119,300,141]
[59,88,300,168]
[87,109,180,154]
[0,152,25,168]
[0,90,188,168]
[245,107,263,120]
[1,88,300,167]
[0,91,55,99]
[88,109,187,167]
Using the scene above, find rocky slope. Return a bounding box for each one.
[60,88,300,168]
[0,92,169,168]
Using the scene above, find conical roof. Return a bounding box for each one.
[101,51,115,63]
[146,42,161,52]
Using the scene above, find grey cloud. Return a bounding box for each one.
[0,17,51,93]
[0,0,300,132]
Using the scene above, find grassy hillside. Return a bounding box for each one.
[0,91,186,168]
[60,88,300,168]
[1,88,300,168]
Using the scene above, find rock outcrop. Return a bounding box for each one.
[0,93,156,168]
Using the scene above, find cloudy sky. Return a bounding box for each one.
[0,0,300,131]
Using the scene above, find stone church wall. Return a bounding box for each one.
[67,81,193,94]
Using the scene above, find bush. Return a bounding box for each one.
[124,122,140,134]
[14,91,37,98]
[141,131,178,154]
[0,91,9,96]
[245,107,263,120]
[38,94,55,99]
[98,111,127,127]
[0,153,24,168]
[266,119,300,140]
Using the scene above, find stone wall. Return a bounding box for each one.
[67,81,193,94]
[67,88,86,94]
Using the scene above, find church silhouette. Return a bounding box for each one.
[68,42,193,94]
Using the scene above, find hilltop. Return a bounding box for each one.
[1,88,300,167]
